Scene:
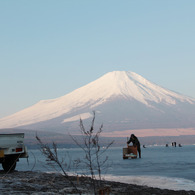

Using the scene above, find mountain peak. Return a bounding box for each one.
[93,71,194,105]
[0,71,194,131]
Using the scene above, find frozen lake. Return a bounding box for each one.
[15,145,195,191]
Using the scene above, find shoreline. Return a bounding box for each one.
[0,171,195,194]
[103,174,195,192]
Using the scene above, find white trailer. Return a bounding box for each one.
[0,133,28,172]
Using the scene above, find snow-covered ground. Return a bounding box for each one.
[0,171,194,195]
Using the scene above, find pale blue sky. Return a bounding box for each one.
[0,0,195,118]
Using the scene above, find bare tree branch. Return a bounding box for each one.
[71,111,114,194]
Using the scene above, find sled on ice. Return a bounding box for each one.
[123,145,137,159]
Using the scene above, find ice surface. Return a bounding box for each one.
[104,175,195,191]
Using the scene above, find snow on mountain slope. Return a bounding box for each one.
[0,71,194,130]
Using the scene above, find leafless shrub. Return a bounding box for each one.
[36,111,114,195]
[36,135,81,194]
[70,111,114,194]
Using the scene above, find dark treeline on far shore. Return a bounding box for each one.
[0,128,195,149]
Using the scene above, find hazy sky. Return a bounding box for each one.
[0,0,195,118]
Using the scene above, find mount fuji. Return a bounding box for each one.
[0,71,195,136]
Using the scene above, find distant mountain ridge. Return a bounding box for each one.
[0,71,195,136]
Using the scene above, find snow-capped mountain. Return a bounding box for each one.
[0,71,195,135]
